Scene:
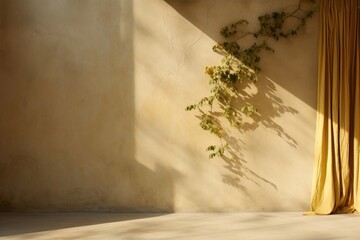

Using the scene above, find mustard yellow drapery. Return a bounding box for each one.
[310,0,360,214]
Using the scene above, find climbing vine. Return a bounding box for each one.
[186,0,316,158]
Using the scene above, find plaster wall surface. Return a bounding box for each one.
[0,0,318,211]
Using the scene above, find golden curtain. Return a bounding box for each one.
[310,0,360,214]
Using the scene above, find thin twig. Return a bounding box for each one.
[235,32,255,40]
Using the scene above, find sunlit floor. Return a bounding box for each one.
[1,212,360,239]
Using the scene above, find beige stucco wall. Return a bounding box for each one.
[0,0,318,212]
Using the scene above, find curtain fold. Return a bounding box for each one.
[310,0,360,214]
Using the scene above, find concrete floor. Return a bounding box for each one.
[0,212,360,239]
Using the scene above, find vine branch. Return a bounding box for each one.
[186,0,316,158]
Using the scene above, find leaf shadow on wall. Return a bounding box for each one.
[165,0,316,192]
[220,76,298,192]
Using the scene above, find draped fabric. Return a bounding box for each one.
[310,0,360,214]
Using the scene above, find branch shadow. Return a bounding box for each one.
[220,75,299,191]
[166,0,309,192]
[221,133,279,192]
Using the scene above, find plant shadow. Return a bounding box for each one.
[210,75,299,191]
[165,0,314,191]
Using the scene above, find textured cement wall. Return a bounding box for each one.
[0,0,318,212]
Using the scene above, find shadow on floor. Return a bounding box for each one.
[0,213,356,240]
[0,212,167,237]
